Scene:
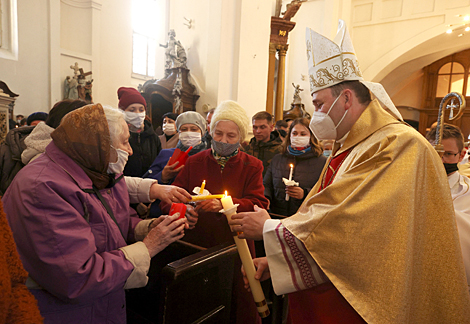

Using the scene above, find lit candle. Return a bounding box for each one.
[221,191,234,210]
[286,164,294,201]
[190,194,225,201]
[199,180,206,195]
[220,191,270,318]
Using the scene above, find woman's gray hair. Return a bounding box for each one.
[102,105,126,146]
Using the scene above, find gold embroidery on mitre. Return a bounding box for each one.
[309,57,362,90]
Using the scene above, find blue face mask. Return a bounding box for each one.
[211,139,240,157]
[323,150,332,157]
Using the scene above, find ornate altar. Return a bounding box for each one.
[0,81,19,144]
[283,83,311,121]
[141,30,199,131]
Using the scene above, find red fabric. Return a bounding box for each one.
[117,87,146,109]
[287,282,366,324]
[161,149,269,324]
[287,148,365,324]
[319,149,351,192]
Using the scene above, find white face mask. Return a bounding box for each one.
[107,148,129,174]
[179,131,201,147]
[309,92,347,141]
[163,123,176,136]
[290,135,310,148]
[124,111,146,128]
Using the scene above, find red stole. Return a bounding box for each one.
[287,148,366,324]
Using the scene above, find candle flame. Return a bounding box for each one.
[225,190,228,197]
[203,180,206,184]
[290,164,294,168]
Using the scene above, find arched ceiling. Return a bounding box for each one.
[380,28,470,98]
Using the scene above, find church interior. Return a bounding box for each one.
[1,0,469,139]
[1,1,470,323]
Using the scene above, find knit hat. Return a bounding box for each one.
[117,87,147,109]
[27,112,49,126]
[162,112,178,122]
[175,111,207,134]
[210,100,249,141]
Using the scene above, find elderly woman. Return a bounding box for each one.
[161,100,269,324]
[159,112,179,149]
[2,104,193,324]
[144,111,208,185]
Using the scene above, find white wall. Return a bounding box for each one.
[0,1,50,116]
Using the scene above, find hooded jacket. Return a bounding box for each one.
[242,131,283,177]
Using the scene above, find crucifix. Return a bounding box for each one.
[79,68,92,78]
[446,98,458,119]
[70,62,80,76]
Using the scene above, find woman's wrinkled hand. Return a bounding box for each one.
[149,183,191,204]
[143,214,185,258]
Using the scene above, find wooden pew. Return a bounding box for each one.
[127,240,238,324]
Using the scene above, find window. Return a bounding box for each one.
[132,0,165,79]
[0,0,18,61]
[436,61,466,97]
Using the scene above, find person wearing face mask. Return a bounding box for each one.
[117,87,162,177]
[264,118,326,217]
[228,20,469,323]
[143,111,208,217]
[160,100,269,324]
[426,123,470,291]
[159,112,179,149]
[2,104,196,323]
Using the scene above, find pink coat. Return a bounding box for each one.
[2,142,141,324]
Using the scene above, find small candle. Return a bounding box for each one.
[221,191,234,211]
[199,180,206,195]
[288,163,294,181]
[190,194,225,201]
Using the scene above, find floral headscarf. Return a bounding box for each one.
[51,103,111,189]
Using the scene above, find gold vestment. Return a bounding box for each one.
[283,99,470,323]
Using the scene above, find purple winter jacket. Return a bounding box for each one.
[2,142,142,324]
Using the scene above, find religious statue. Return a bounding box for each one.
[160,30,187,77]
[64,62,93,103]
[292,83,303,104]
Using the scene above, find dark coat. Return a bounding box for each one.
[0,126,34,195]
[242,131,283,178]
[124,119,161,177]
[264,149,327,216]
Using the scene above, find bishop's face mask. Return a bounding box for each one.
[107,147,129,174]
[309,92,347,141]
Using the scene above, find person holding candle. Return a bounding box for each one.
[161,100,269,324]
[144,111,208,218]
[228,20,469,323]
[2,104,192,323]
[264,118,327,216]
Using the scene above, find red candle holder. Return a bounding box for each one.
[169,203,187,219]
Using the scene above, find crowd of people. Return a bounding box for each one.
[1,19,470,324]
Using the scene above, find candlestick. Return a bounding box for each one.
[219,192,270,318]
[286,163,294,201]
[199,180,206,195]
[190,194,224,201]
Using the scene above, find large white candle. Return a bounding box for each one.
[286,164,294,201]
[221,192,270,318]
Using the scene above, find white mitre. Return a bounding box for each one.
[306,20,403,121]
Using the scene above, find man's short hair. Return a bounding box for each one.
[425,123,464,152]
[275,120,288,128]
[252,111,273,124]
[329,80,371,106]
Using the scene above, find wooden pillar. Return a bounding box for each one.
[266,43,277,115]
[275,45,288,122]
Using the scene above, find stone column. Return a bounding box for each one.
[275,44,288,122]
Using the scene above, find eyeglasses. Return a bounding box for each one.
[443,151,459,158]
